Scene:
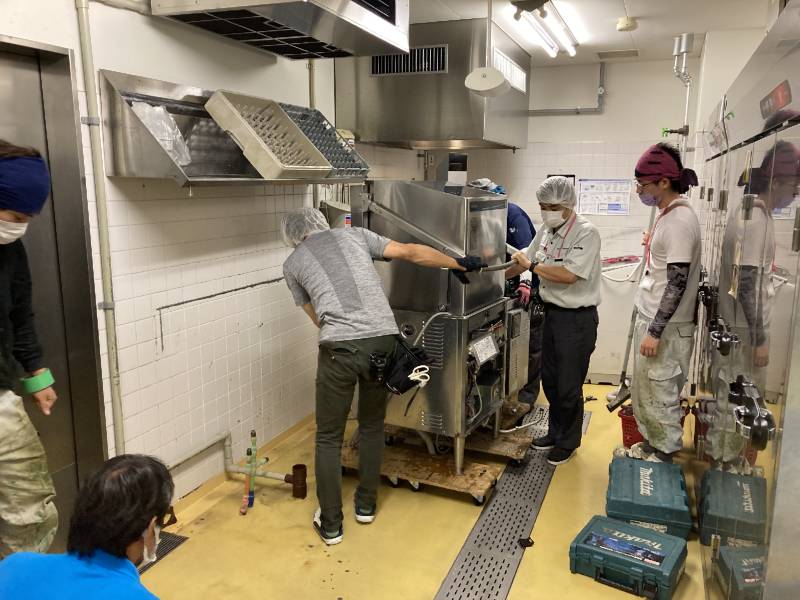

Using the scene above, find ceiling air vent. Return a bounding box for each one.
[170,10,351,59]
[371,45,448,76]
[597,49,639,60]
[353,0,396,24]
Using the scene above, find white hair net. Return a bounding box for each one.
[280,207,330,247]
[536,176,576,208]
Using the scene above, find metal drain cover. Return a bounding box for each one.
[435,452,554,600]
[523,404,592,437]
[138,531,188,574]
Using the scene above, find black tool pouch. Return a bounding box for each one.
[385,336,429,395]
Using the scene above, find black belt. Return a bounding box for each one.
[543,303,596,312]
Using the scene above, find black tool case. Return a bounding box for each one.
[570,516,687,600]
[699,470,767,546]
[714,546,765,600]
[606,457,693,539]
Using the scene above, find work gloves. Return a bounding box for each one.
[452,255,488,284]
[516,281,532,307]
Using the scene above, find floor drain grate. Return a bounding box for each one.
[435,452,555,600]
[435,405,591,600]
[138,531,188,574]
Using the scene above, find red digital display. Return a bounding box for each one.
[760,80,792,119]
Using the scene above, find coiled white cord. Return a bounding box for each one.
[409,365,430,388]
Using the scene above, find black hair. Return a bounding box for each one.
[655,142,684,192]
[67,454,173,558]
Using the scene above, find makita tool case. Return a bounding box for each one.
[714,546,765,600]
[699,470,767,546]
[606,457,693,539]
[570,516,687,600]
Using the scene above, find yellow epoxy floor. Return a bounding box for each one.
[144,384,711,599]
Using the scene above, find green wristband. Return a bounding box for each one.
[22,369,55,395]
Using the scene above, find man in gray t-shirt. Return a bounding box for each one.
[280,208,485,545]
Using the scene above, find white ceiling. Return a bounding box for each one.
[409,0,769,65]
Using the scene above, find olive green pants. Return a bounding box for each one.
[315,335,396,533]
[0,391,58,557]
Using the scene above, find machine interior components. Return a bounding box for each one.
[356,180,508,474]
[708,317,740,356]
[729,376,776,451]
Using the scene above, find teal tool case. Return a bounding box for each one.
[570,516,687,600]
[606,457,693,539]
[699,470,767,546]
[714,546,765,600]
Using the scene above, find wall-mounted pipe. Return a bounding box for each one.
[92,0,150,15]
[528,62,606,116]
[75,0,126,454]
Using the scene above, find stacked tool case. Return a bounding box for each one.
[714,546,765,600]
[606,457,693,539]
[699,470,767,546]
[570,516,687,600]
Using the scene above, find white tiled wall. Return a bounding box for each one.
[95,179,318,496]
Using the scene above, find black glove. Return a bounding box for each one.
[456,255,488,272]
[451,270,471,284]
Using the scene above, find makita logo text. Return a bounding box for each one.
[639,467,654,497]
[741,483,755,514]
[742,558,763,567]
[604,528,663,551]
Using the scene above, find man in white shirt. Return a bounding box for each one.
[507,176,601,466]
[618,143,701,463]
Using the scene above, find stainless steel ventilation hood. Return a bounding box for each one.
[334,19,531,150]
[152,0,410,59]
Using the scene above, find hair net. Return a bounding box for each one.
[280,207,330,247]
[536,176,576,208]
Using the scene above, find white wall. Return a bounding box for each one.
[2,0,326,497]
[693,29,764,134]
[468,59,702,379]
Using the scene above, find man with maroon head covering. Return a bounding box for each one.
[616,142,701,462]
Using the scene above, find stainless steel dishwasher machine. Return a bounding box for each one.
[354,180,527,474]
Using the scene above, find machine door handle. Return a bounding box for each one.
[792,210,800,252]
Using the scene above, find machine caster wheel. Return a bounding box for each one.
[385,435,395,446]
[472,495,486,506]
[409,481,421,492]
[510,458,524,468]
[387,476,400,488]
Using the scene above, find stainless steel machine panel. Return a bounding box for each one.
[335,19,530,149]
[368,180,506,315]
[505,303,530,397]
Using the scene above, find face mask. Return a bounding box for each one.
[638,193,659,207]
[0,220,28,244]
[541,210,566,229]
[139,524,161,568]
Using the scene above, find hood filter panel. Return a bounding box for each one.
[171,11,351,59]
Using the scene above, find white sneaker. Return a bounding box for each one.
[354,504,376,524]
[613,442,665,462]
[313,508,343,545]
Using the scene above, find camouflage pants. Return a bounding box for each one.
[0,390,58,558]
[631,317,695,454]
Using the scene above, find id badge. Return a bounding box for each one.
[639,273,655,292]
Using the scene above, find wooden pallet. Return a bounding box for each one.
[341,444,501,505]
[465,428,535,462]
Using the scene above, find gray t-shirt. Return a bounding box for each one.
[282,227,399,343]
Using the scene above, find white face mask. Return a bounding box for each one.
[541,209,566,229]
[139,524,161,568]
[0,220,28,244]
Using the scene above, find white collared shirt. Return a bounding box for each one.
[524,212,602,308]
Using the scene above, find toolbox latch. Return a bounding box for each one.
[642,581,658,599]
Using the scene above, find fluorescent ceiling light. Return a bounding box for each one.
[519,10,559,58]
[542,10,576,56]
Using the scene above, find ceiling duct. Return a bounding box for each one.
[335,20,530,150]
[151,0,410,59]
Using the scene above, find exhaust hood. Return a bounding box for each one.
[334,19,531,150]
[100,69,369,185]
[152,0,410,59]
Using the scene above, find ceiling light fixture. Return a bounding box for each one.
[512,1,579,58]
[517,9,559,57]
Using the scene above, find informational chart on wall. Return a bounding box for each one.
[772,204,797,220]
[578,179,632,216]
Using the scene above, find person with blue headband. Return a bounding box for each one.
[0,139,59,558]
